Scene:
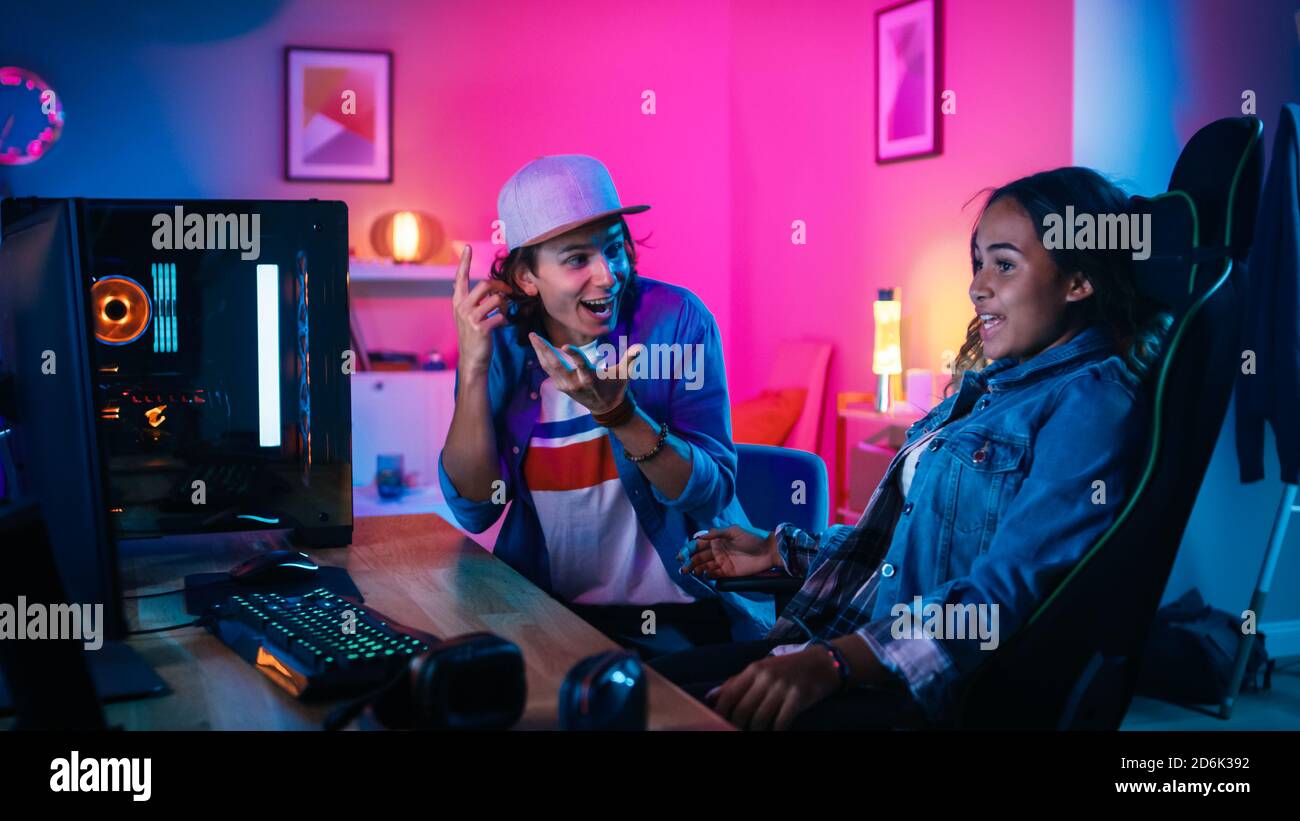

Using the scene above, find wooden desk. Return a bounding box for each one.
[111,514,731,731]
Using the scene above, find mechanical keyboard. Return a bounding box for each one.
[203,587,435,699]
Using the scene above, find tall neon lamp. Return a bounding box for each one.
[873,288,901,413]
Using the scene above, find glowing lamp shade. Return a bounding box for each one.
[872,295,902,375]
[370,210,445,263]
[872,288,901,412]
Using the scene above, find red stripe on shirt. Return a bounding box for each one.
[523,435,619,492]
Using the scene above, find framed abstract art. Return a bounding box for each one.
[875,0,942,163]
[285,47,393,182]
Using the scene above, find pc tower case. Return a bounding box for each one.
[0,198,353,597]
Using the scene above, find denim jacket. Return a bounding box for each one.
[772,324,1150,719]
[437,277,773,640]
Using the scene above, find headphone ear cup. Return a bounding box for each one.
[559,651,646,731]
[408,633,527,730]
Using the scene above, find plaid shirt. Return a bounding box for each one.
[771,438,958,719]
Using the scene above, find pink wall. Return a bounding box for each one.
[1,0,734,364]
[343,0,735,359]
[727,0,1074,483]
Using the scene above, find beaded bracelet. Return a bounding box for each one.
[624,422,669,463]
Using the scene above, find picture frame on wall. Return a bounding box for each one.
[284,46,393,182]
[875,0,942,163]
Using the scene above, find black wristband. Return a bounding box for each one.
[811,639,853,692]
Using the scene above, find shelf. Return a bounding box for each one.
[350,260,460,282]
[349,240,498,297]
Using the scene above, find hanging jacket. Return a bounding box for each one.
[1237,103,1300,484]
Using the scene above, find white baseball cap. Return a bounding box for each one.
[497,154,649,251]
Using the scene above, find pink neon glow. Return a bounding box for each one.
[725,0,1072,476]
[338,0,1073,477]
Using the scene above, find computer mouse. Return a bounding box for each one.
[228,549,319,585]
[558,650,647,731]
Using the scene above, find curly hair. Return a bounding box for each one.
[947,167,1171,395]
[488,215,643,346]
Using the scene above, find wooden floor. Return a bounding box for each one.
[112,513,731,731]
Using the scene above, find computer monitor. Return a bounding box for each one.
[0,200,126,637]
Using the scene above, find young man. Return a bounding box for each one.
[439,155,771,656]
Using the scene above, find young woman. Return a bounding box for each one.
[656,167,1170,729]
[438,154,770,656]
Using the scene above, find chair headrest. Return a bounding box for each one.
[1169,116,1264,260]
[1128,116,1263,312]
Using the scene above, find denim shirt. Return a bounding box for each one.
[773,324,1150,719]
[437,277,773,640]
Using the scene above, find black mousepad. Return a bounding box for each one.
[183,567,363,615]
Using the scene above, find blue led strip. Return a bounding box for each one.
[151,262,178,353]
[151,264,161,353]
[164,263,171,353]
[167,263,177,352]
[158,263,166,353]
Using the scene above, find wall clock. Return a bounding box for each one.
[0,66,65,166]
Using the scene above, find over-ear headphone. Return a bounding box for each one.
[559,650,646,731]
[324,633,527,731]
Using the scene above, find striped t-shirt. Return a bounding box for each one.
[522,342,694,606]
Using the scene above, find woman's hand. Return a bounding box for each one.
[678,524,780,580]
[711,649,840,730]
[528,332,642,416]
[452,246,510,379]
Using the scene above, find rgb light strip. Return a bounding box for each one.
[149,263,177,352]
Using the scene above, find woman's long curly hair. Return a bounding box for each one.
[947,167,1171,395]
[488,215,643,346]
